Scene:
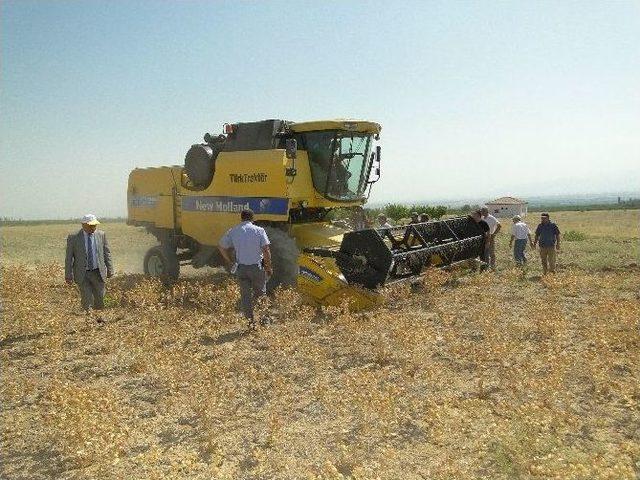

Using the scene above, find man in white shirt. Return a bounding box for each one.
[219,209,273,328]
[481,206,501,270]
[508,215,534,265]
[377,214,393,229]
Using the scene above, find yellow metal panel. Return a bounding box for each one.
[208,150,288,197]
[297,255,382,311]
[154,195,175,229]
[289,222,345,249]
[127,166,179,227]
[291,119,381,134]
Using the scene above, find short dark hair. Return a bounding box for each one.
[541,212,550,218]
[241,209,254,221]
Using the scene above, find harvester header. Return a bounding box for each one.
[306,217,486,290]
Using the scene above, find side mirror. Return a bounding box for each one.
[368,146,381,184]
[285,138,297,159]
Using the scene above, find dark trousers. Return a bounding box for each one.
[79,269,105,311]
[236,264,266,321]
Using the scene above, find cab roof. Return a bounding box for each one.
[290,119,381,134]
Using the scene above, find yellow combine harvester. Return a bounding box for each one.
[127,119,486,309]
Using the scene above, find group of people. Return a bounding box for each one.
[65,207,561,328]
[470,207,561,273]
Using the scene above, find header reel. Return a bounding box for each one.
[306,216,485,289]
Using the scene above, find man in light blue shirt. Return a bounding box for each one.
[218,209,272,327]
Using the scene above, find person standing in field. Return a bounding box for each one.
[409,212,420,224]
[65,214,113,316]
[509,215,534,265]
[481,206,501,270]
[419,213,430,223]
[470,209,491,267]
[218,209,273,329]
[533,212,561,274]
[377,214,393,229]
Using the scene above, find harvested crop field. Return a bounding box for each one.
[1,211,639,479]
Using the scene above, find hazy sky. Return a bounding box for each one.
[2,0,639,219]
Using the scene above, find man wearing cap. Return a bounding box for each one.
[509,215,534,265]
[409,212,420,225]
[533,212,561,274]
[480,206,501,270]
[218,209,273,328]
[65,214,114,314]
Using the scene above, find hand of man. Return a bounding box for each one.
[107,271,114,279]
[265,265,273,277]
[65,277,73,285]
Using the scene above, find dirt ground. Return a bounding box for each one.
[1,211,639,479]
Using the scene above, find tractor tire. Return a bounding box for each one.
[263,226,300,293]
[144,245,180,284]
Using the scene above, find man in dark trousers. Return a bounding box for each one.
[470,209,491,267]
[218,209,273,328]
[533,212,561,274]
[65,214,114,316]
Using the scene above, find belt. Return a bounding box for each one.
[86,268,99,272]
[238,263,260,267]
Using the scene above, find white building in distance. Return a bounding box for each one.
[485,196,528,218]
